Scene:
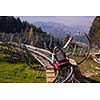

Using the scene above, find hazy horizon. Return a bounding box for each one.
[16,16,95,27]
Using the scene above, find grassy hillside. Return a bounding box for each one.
[0,54,46,83]
[0,53,100,83]
[72,56,100,82]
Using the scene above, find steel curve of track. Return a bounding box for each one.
[0,41,75,83]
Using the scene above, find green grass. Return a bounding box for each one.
[71,55,100,82]
[0,52,100,83]
[72,56,100,70]
[0,54,46,83]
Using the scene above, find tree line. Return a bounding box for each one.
[0,16,61,49]
[0,16,45,33]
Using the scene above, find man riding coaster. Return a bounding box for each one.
[51,36,76,71]
[52,46,69,70]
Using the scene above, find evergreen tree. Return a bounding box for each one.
[89,16,100,48]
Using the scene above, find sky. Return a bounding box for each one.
[17,16,95,27]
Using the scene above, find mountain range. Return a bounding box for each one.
[33,21,90,39]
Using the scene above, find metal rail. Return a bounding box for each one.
[1,33,89,83]
[0,41,76,83]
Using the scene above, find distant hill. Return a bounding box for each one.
[73,34,88,44]
[34,22,90,39]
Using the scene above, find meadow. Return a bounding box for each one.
[0,54,46,83]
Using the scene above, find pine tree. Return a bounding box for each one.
[89,16,100,48]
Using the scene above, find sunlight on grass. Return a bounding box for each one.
[71,55,100,82]
[0,54,46,83]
